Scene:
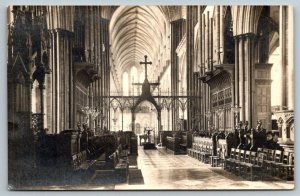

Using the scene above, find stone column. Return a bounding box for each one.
[220,6,224,63]
[238,35,245,122]
[280,6,287,108]
[157,110,161,131]
[88,84,93,128]
[198,6,203,70]
[39,82,45,130]
[131,109,135,133]
[234,33,257,127]
[216,6,220,64]
[170,19,184,131]
[206,12,210,71]
[202,14,206,73]
[246,33,256,127]
[210,17,214,70]
[287,6,294,110]
[186,6,197,131]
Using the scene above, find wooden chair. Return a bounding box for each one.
[270,150,283,176]
[263,148,269,153]
[196,143,201,159]
[279,152,294,181]
[257,147,263,153]
[199,145,206,162]
[263,149,275,176]
[194,143,199,157]
[224,148,236,171]
[188,143,195,157]
[248,152,265,181]
[190,143,197,158]
[195,144,202,160]
[231,148,241,174]
[210,147,221,167]
[236,150,245,175]
[201,145,211,164]
[219,147,226,167]
[240,150,251,177]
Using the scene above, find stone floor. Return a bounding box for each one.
[19,146,294,190]
[115,146,294,190]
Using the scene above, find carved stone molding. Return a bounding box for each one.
[274,110,294,147]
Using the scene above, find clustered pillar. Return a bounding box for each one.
[170,19,185,131]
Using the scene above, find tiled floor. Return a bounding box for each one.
[19,146,294,190]
[115,146,294,190]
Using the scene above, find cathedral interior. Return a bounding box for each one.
[7,5,294,190]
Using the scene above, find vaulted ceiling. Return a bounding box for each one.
[109,6,182,81]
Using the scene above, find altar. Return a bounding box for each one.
[143,127,157,150]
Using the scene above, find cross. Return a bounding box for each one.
[140,55,152,80]
[132,55,159,96]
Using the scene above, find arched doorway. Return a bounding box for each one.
[134,100,158,144]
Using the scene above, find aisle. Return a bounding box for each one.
[20,146,294,190]
[115,146,294,190]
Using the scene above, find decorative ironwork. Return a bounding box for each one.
[81,106,100,124]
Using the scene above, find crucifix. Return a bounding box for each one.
[132,55,160,92]
[140,55,152,80]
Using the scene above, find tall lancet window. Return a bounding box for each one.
[140,71,145,82]
[123,72,129,96]
[131,66,137,95]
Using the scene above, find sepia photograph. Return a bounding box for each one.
[7,5,294,190]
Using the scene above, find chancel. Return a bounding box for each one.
[7,5,294,190]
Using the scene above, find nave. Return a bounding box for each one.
[19,146,293,190]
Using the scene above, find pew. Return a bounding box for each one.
[165,136,181,154]
[179,132,192,152]
[32,126,133,185]
[160,131,173,146]
[165,131,192,155]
